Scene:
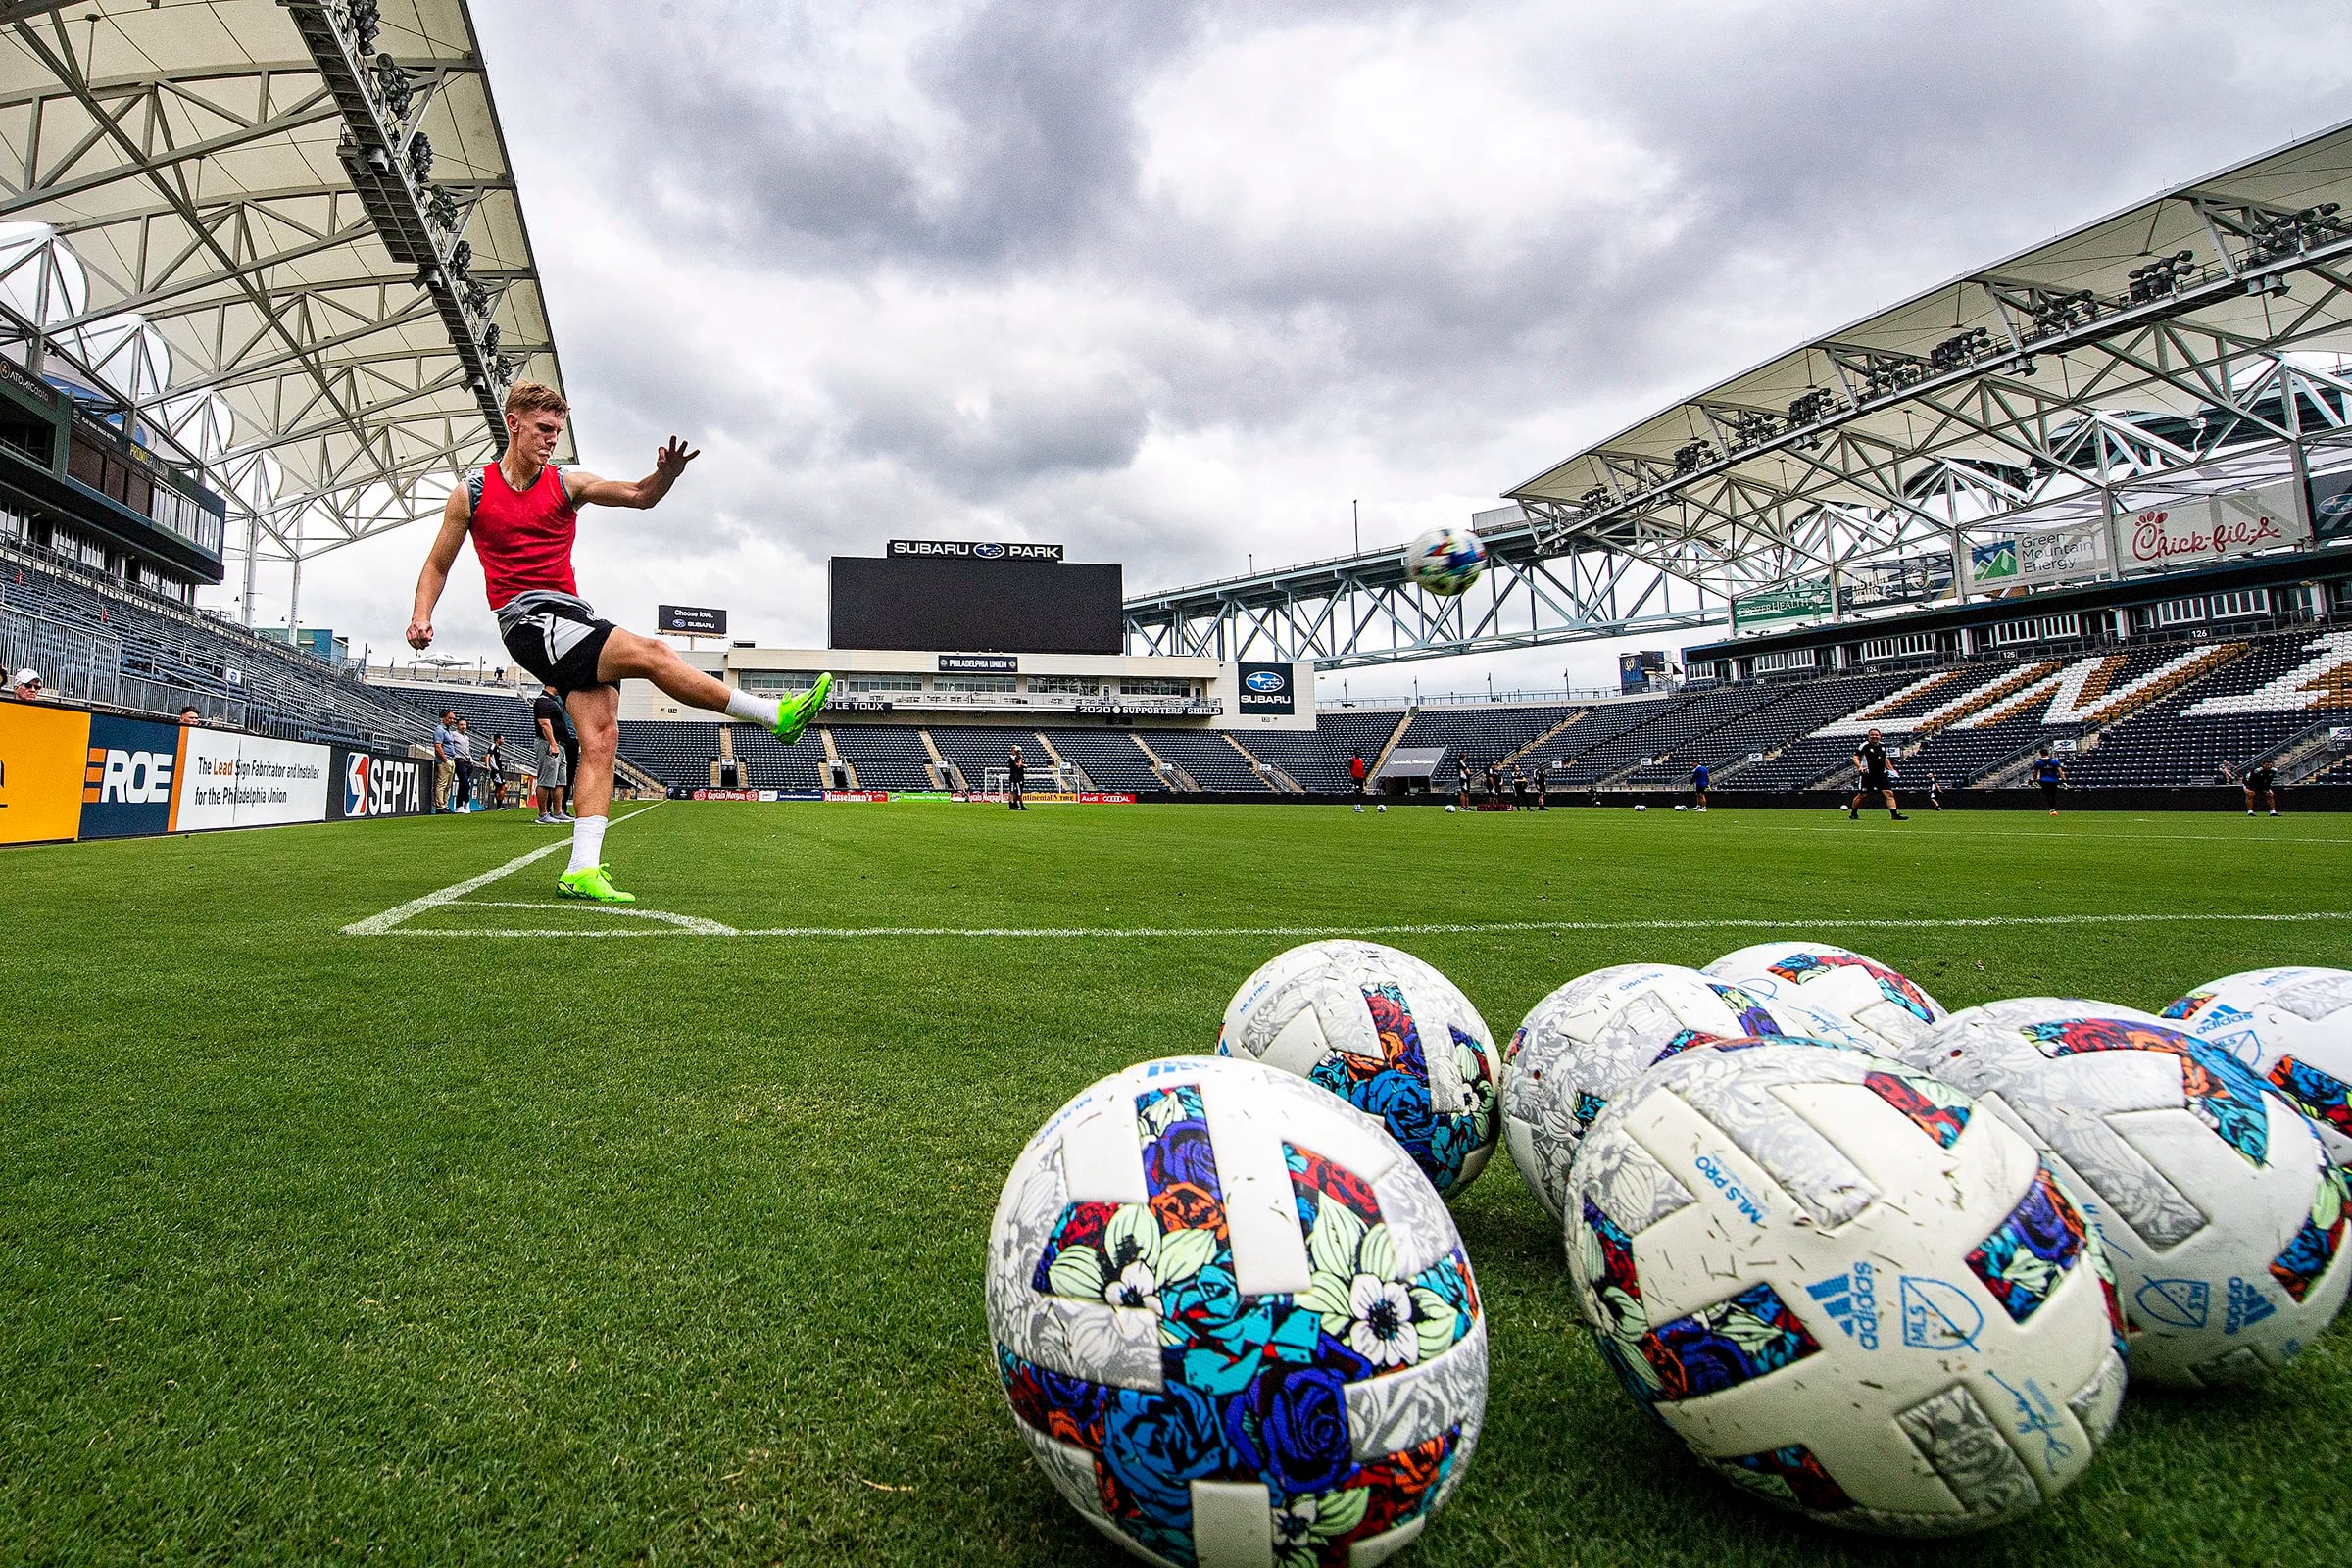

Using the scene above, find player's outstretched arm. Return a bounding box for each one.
[407,485,472,650]
[566,437,700,511]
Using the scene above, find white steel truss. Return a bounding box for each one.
[0,0,565,608]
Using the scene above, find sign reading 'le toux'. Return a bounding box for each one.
[887,539,1064,562]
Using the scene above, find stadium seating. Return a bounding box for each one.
[924,725,1042,790]
[830,725,937,790]
[2,548,431,748]
[1233,707,1404,791]
[1143,729,1276,791]
[1397,703,1584,769]
[616,720,722,788]
[1037,728,1171,792]
[727,724,830,789]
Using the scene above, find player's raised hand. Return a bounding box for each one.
[655,437,700,481]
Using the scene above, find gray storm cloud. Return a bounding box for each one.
[270,0,2352,691]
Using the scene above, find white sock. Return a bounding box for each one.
[566,813,608,874]
[723,688,781,726]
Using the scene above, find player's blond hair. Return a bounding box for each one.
[504,380,570,419]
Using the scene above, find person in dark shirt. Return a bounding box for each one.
[1483,761,1502,806]
[1848,727,1908,821]
[1926,771,1943,810]
[2033,745,2066,815]
[1455,758,1471,812]
[1007,744,1027,811]
[2244,761,2278,817]
[1510,764,1528,810]
[1534,756,1549,810]
[484,733,508,809]
[1690,761,1710,812]
[532,685,572,824]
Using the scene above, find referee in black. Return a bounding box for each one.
[1849,727,1908,821]
[1006,744,1027,810]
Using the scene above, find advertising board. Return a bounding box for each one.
[330,747,432,820]
[657,604,728,636]
[0,700,91,845]
[1237,662,1297,714]
[169,730,330,831]
[78,713,181,839]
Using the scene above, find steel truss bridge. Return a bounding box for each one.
[0,0,565,618]
[1126,119,2352,668]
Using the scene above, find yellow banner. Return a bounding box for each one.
[0,700,93,845]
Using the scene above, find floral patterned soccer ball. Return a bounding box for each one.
[1705,941,1947,1054]
[1896,999,2352,1388]
[987,1056,1487,1568]
[1568,1040,2125,1535]
[1401,525,1488,597]
[2164,966,2352,1166]
[1500,963,1870,1223]
[1219,941,1502,1200]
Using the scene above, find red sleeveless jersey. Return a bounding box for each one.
[469,461,578,610]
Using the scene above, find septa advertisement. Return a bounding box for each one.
[331,746,432,820]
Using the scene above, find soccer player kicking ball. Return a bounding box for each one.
[406,382,830,903]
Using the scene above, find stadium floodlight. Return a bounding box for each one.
[348,0,381,57]
[372,55,413,119]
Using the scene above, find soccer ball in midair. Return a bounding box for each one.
[1894,999,2352,1388]
[1568,1040,2125,1534]
[1402,526,1488,596]
[2164,966,2352,1165]
[988,1056,1487,1567]
[1707,941,1947,1054]
[1501,963,1871,1223]
[1219,941,1502,1199]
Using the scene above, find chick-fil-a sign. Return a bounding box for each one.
[2128,485,2305,569]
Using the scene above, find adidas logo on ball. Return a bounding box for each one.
[1804,1262,1881,1348]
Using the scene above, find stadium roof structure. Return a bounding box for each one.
[0,0,564,609]
[1127,118,2352,669]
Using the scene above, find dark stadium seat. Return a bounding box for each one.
[830,725,937,790]
[1140,729,1275,791]
[1235,708,1405,791]
[1038,729,1170,792]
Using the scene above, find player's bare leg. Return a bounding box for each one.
[597,627,829,742]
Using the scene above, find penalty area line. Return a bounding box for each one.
[355,907,2352,940]
[339,802,663,936]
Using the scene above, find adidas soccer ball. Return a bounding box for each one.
[1444,805,1457,813]
[1633,804,1647,812]
[2165,967,2352,1165]
[1707,941,1947,1054]
[1896,1000,2352,1388]
[1376,804,1388,813]
[1501,964,1873,1223]
[1219,942,1502,1198]
[1569,1040,2124,1534]
[1402,525,1488,596]
[988,1056,1486,1566]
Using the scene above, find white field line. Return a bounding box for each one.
[354,907,2352,941]
[339,803,662,936]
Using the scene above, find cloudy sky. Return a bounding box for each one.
[253,0,2352,697]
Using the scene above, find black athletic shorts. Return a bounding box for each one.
[496,590,616,693]
[1862,771,1891,793]
[2040,781,2060,806]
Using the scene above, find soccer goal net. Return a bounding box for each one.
[983,765,1072,794]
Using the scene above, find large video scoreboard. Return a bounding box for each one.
[829,540,1123,654]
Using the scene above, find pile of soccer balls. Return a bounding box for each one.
[983,948,2352,1560]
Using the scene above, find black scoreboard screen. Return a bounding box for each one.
[829,557,1124,654]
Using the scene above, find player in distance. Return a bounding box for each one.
[406,382,830,903]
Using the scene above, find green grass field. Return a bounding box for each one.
[4,801,2349,1565]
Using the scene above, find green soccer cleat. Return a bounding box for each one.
[772,670,832,745]
[558,864,637,904]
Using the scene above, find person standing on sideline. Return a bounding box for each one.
[1484,759,1503,808]
[1510,763,1529,810]
[1006,744,1027,810]
[1534,756,1550,810]
[1848,727,1907,821]
[1349,752,1368,811]
[532,684,571,824]
[2244,760,2279,817]
[2032,745,2066,815]
[483,733,508,809]
[1690,760,1710,812]
[1455,757,1471,812]
[431,710,460,812]
[1927,771,1943,810]
[452,717,476,813]
[405,380,829,903]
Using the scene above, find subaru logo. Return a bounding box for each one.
[344,754,371,816]
[2319,492,2352,521]
[1244,670,1286,693]
[973,541,1006,559]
